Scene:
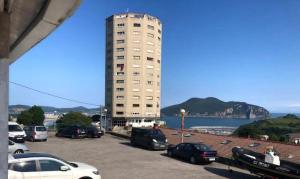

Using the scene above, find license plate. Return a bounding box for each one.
[209,158,215,161]
[17,138,22,140]
[160,145,165,147]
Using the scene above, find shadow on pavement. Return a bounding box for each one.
[204,167,259,179]
[160,153,212,166]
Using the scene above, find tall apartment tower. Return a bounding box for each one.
[105,13,162,127]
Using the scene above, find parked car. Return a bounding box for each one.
[8,140,29,154]
[167,142,217,164]
[8,153,101,179]
[85,126,103,138]
[8,122,26,143]
[56,126,86,139]
[24,125,48,142]
[130,127,168,150]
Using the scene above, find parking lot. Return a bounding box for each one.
[26,134,258,179]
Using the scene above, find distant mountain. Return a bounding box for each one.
[161,97,270,119]
[9,105,101,115]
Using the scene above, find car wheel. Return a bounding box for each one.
[44,139,47,142]
[167,150,173,157]
[14,149,24,154]
[190,156,196,164]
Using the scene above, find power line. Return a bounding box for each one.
[10,81,101,107]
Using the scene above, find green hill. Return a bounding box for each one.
[233,114,300,141]
[161,97,269,119]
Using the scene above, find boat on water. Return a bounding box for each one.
[232,146,300,179]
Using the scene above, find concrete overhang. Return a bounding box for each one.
[0,0,81,64]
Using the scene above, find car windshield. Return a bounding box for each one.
[149,129,163,136]
[194,144,212,151]
[9,125,23,132]
[51,156,78,168]
[36,127,46,131]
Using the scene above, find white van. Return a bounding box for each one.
[8,122,26,143]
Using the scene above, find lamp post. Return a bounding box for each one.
[180,109,185,143]
[103,108,108,132]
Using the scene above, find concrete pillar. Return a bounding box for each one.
[0,11,10,179]
[0,59,9,179]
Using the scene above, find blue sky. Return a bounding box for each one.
[10,0,300,113]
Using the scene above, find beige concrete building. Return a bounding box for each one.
[105,13,162,127]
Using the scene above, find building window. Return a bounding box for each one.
[132,112,140,115]
[117,48,124,52]
[133,48,140,52]
[117,40,125,44]
[133,56,140,60]
[147,42,154,46]
[133,104,140,107]
[147,50,154,53]
[132,64,140,68]
[116,80,124,84]
[133,72,140,76]
[147,25,154,30]
[147,33,154,38]
[146,104,153,107]
[133,23,141,27]
[117,56,124,60]
[147,81,153,85]
[117,64,124,71]
[157,60,160,63]
[158,36,161,41]
[147,65,154,69]
[133,80,140,84]
[116,111,124,115]
[116,72,124,76]
[146,96,153,100]
[116,88,124,91]
[132,96,140,100]
[147,57,154,61]
[116,104,124,107]
[117,23,125,27]
[158,29,161,34]
[116,96,124,99]
[117,31,125,35]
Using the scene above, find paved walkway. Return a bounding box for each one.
[26,134,258,179]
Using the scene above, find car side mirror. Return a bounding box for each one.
[60,166,69,171]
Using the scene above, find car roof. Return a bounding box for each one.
[13,153,56,159]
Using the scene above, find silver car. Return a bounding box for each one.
[24,125,48,142]
[8,140,29,154]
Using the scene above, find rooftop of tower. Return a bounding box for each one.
[106,12,161,24]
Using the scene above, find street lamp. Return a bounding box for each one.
[103,108,108,132]
[180,109,185,143]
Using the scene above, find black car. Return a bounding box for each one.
[130,127,168,150]
[85,126,102,138]
[167,143,217,164]
[55,126,86,139]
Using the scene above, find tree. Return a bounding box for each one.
[28,105,45,125]
[17,105,45,126]
[17,111,33,125]
[56,112,92,130]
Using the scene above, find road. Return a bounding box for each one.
[26,134,258,179]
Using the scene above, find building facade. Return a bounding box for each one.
[105,13,162,127]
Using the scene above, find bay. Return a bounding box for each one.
[161,113,299,129]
